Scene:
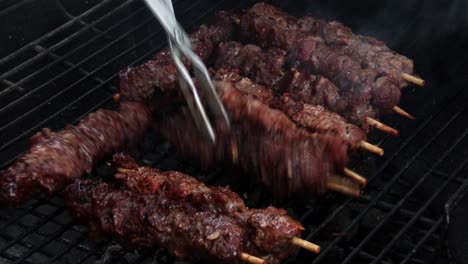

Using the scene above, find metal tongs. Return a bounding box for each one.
[143,0,229,144]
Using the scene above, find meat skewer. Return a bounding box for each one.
[0,102,152,206]
[111,153,320,258]
[235,3,424,88]
[234,3,416,120]
[63,180,267,264]
[116,166,361,203]
[156,79,361,197]
[213,56,383,156]
[119,11,235,102]
[285,68,406,130]
[308,20,424,88]
[214,68,381,161]
[118,8,410,126]
[215,41,400,136]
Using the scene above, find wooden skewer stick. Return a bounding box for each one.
[366,117,399,136]
[358,141,384,156]
[112,93,121,102]
[401,73,425,87]
[240,252,265,264]
[344,168,368,186]
[116,167,132,173]
[327,175,361,198]
[291,237,321,253]
[232,17,241,24]
[393,106,415,120]
[118,165,365,198]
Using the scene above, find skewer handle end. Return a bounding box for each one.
[327,176,361,198]
[358,141,384,156]
[344,168,368,186]
[402,73,425,87]
[240,253,265,264]
[292,237,321,253]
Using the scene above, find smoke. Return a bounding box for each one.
[268,0,468,49]
[267,0,468,86]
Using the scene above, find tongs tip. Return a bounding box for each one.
[144,0,230,144]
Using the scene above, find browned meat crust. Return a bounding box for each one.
[63,180,252,264]
[112,153,304,262]
[215,41,373,129]
[156,80,349,198]
[119,11,234,102]
[0,102,152,206]
[236,3,412,115]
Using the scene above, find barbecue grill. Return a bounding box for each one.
[1,0,467,263]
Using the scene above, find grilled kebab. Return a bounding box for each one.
[111,153,317,262]
[0,102,152,206]
[157,79,359,198]
[212,69,368,152]
[215,41,371,129]
[64,180,262,264]
[119,11,235,102]
[235,3,417,119]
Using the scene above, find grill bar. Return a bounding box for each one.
[0,1,244,262]
[1,79,16,87]
[38,233,88,264]
[0,200,43,231]
[0,2,182,152]
[350,249,391,264]
[310,90,468,263]
[75,18,108,36]
[445,173,468,217]
[36,45,108,87]
[374,167,465,263]
[0,207,67,256]
[0,0,232,158]
[0,0,144,102]
[345,129,468,263]
[401,217,444,264]
[0,0,34,17]
[373,200,436,226]
[0,0,191,125]
[305,96,458,241]
[0,1,466,264]
[0,0,114,67]
[10,221,76,264]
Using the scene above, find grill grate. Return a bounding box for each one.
[1,0,467,264]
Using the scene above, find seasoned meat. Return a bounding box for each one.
[215,41,373,130]
[238,3,413,87]
[119,11,235,102]
[236,3,406,115]
[0,102,152,206]
[213,70,367,151]
[112,153,304,262]
[156,80,349,198]
[63,180,252,264]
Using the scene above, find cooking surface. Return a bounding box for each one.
[1,0,468,263]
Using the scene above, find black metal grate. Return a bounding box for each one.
[1,0,467,263]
